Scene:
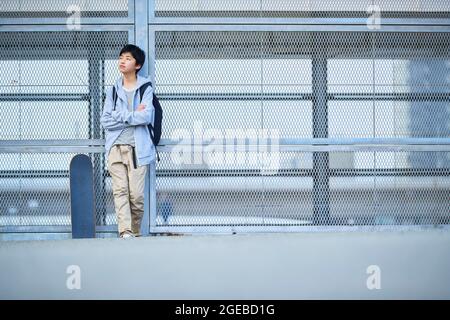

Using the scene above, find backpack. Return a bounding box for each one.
[112,82,162,161]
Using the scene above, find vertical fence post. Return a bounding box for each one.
[136,0,152,235]
[312,38,330,225]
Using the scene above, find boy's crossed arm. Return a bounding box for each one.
[111,84,153,127]
[112,103,151,127]
[100,87,153,131]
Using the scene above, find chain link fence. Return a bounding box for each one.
[0,0,449,235]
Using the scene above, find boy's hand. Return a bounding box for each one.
[137,104,146,112]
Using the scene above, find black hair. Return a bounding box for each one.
[119,44,145,74]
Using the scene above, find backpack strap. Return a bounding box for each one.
[112,86,118,111]
[139,82,152,103]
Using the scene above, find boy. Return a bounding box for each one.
[100,44,156,238]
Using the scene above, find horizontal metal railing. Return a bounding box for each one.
[1,138,449,153]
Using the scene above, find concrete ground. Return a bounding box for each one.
[0,230,449,299]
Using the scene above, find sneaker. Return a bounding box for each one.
[120,231,135,239]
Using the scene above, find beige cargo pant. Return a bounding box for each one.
[107,145,147,236]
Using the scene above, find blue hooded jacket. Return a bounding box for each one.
[100,75,156,166]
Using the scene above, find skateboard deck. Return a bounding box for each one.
[70,154,96,238]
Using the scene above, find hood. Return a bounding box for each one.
[114,75,152,102]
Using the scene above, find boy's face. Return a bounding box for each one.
[118,52,141,75]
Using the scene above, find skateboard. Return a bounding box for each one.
[70,154,96,238]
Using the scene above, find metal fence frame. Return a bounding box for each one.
[0,0,449,236]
